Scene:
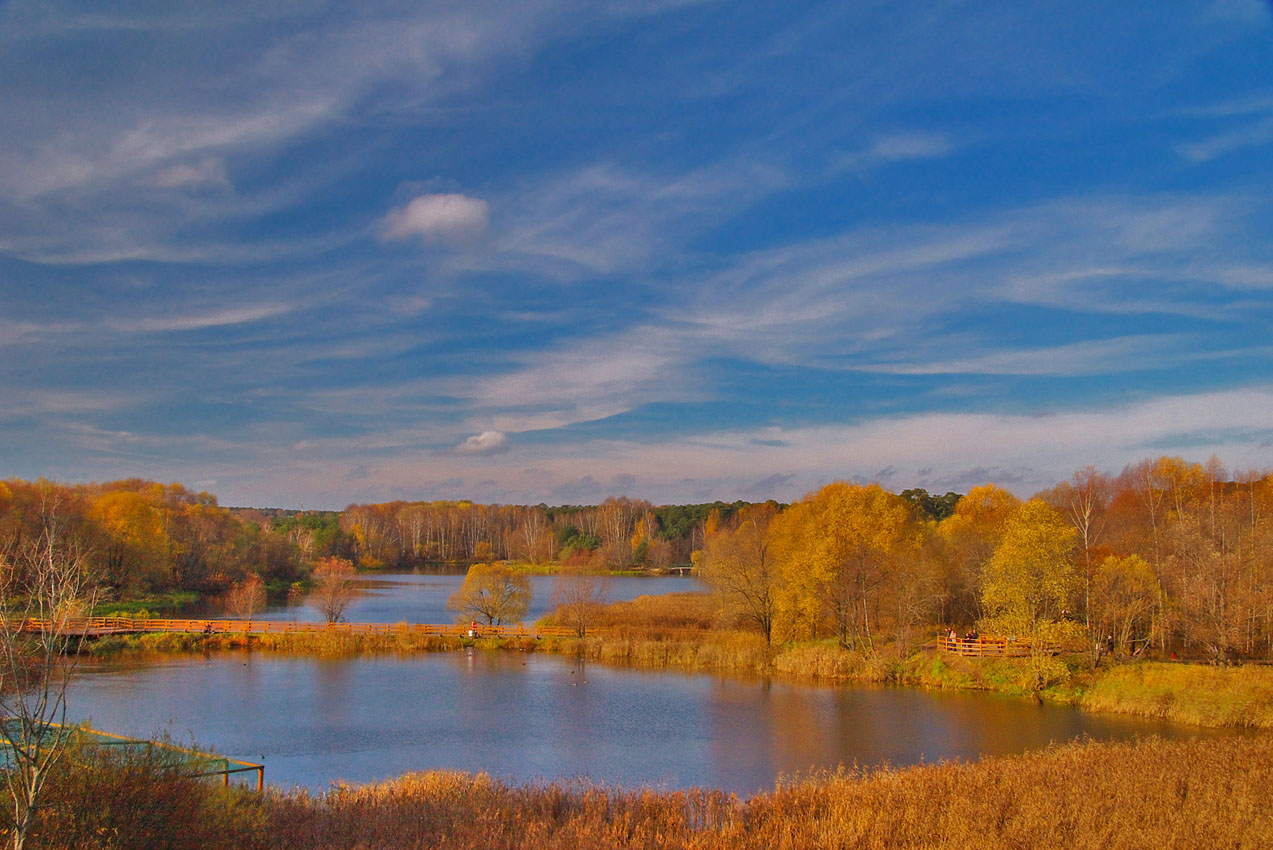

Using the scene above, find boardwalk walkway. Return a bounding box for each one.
[19,616,575,640]
[939,635,1057,658]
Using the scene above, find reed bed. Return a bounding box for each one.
[1081,661,1273,728]
[18,735,1273,849]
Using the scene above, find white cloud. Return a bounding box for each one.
[454,430,510,455]
[208,383,1273,508]
[108,303,292,333]
[859,336,1187,377]
[150,157,231,190]
[1178,116,1273,162]
[835,132,953,171]
[381,193,490,243]
[488,159,788,277]
[1214,264,1273,289]
[454,327,691,432]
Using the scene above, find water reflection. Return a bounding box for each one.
[255,570,703,624]
[67,652,1231,796]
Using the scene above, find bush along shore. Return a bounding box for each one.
[22,734,1273,850]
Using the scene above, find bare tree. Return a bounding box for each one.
[0,502,95,850]
[698,504,779,643]
[225,574,266,623]
[550,565,610,637]
[310,557,357,623]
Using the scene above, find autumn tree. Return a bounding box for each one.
[1040,466,1110,661]
[1090,554,1156,656]
[88,489,168,595]
[596,497,650,569]
[698,503,779,643]
[550,564,610,636]
[446,563,531,626]
[771,483,921,651]
[980,499,1081,687]
[310,556,357,623]
[936,484,1021,626]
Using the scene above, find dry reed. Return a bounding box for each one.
[22,735,1273,849]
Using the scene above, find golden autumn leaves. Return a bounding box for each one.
[700,457,1273,674]
[701,481,1090,666]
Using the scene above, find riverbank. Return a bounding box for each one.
[29,734,1273,849]
[84,625,1273,730]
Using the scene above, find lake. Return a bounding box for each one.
[65,648,1225,796]
[256,570,704,624]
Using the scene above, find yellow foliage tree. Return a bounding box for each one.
[1091,553,1156,656]
[446,563,531,626]
[936,483,1021,625]
[980,499,1081,688]
[771,483,921,650]
[89,490,169,594]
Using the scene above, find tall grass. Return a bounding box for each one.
[20,735,1273,849]
[16,740,266,850]
[1081,661,1273,728]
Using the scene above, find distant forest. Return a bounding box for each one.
[3,456,1271,659]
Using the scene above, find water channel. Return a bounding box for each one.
[67,571,1229,796]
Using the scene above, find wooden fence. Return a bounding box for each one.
[939,635,1057,657]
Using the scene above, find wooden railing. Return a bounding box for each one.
[6,722,265,791]
[939,635,1057,657]
[17,617,577,639]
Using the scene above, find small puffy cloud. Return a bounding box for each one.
[150,158,231,190]
[454,430,509,455]
[382,193,490,243]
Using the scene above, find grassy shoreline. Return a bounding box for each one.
[28,734,1273,849]
[85,627,1273,730]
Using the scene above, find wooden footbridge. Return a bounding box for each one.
[18,616,576,640]
[939,635,1057,658]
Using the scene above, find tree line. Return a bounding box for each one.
[0,479,304,602]
[697,457,1273,662]
[329,498,756,571]
[2,455,1270,661]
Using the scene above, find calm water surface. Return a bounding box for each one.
[66,650,1226,796]
[257,570,703,624]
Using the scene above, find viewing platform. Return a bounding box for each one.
[940,635,1057,658]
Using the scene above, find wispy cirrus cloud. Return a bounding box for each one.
[1178,116,1273,162]
[150,157,232,191]
[484,159,788,278]
[195,383,1273,509]
[107,303,293,334]
[0,1,683,266]
[833,131,954,172]
[3,1,1272,509]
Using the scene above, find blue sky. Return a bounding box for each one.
[2,0,1273,509]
